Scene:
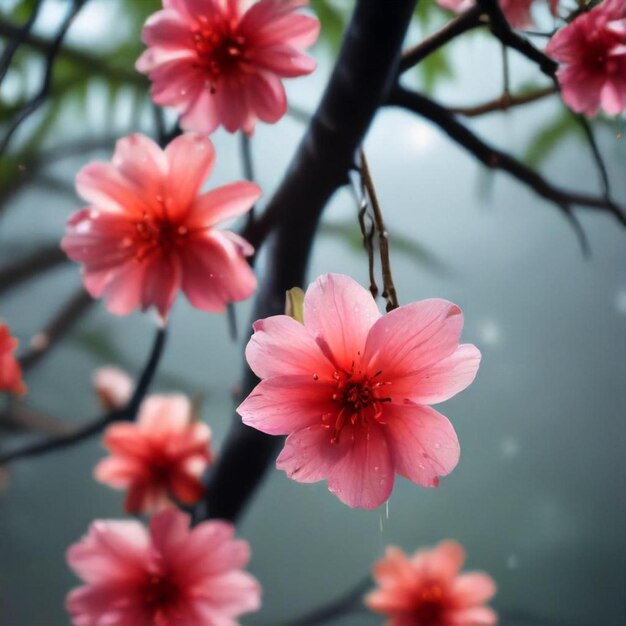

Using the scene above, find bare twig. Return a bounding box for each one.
[0,245,67,296]
[0,0,88,156]
[449,86,557,117]
[388,87,625,246]
[240,132,256,228]
[359,151,399,311]
[277,576,371,626]
[0,0,43,83]
[400,5,484,73]
[574,114,611,199]
[19,288,94,371]
[0,326,167,465]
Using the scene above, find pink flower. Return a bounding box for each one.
[66,508,261,626]
[365,540,497,626]
[62,133,260,318]
[136,0,320,135]
[547,0,626,116]
[0,323,25,395]
[93,366,134,411]
[237,273,480,509]
[437,0,556,29]
[94,394,213,514]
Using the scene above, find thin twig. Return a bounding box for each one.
[478,0,558,80]
[388,87,625,247]
[0,0,88,156]
[277,576,371,626]
[354,180,378,299]
[240,132,256,228]
[399,4,484,73]
[574,115,611,199]
[359,151,399,311]
[0,245,68,296]
[448,86,557,117]
[0,326,167,465]
[0,0,43,83]
[19,288,94,371]
[501,43,511,96]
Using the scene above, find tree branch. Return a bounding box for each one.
[0,0,88,156]
[0,0,43,83]
[399,5,484,73]
[0,245,68,296]
[19,288,94,371]
[449,86,557,117]
[388,87,626,236]
[0,326,167,465]
[196,0,418,523]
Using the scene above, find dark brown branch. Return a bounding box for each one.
[0,326,167,465]
[0,402,71,437]
[197,0,418,523]
[359,151,399,311]
[277,576,371,626]
[0,0,43,82]
[0,0,87,156]
[575,114,611,199]
[478,0,558,79]
[388,87,626,234]
[19,288,94,371]
[399,5,484,73]
[0,245,67,296]
[449,86,557,117]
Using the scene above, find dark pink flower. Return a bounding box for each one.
[365,541,498,626]
[137,0,319,134]
[62,133,260,317]
[66,508,261,626]
[94,394,213,514]
[0,323,25,395]
[237,273,480,509]
[547,0,626,116]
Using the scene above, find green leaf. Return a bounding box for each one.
[312,0,346,53]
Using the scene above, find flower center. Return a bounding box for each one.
[192,22,246,92]
[131,197,189,261]
[321,369,391,444]
[413,583,445,625]
[143,574,179,612]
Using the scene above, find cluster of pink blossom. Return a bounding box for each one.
[547,0,626,116]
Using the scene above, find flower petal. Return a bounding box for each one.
[364,299,463,379]
[385,403,460,488]
[238,375,333,435]
[303,273,381,369]
[245,314,334,379]
[391,343,481,405]
[326,423,394,509]
[451,572,497,606]
[188,181,261,229]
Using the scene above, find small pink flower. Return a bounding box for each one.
[0,323,25,395]
[547,0,626,116]
[94,394,213,514]
[437,0,556,29]
[237,273,480,509]
[93,366,134,411]
[66,508,261,626]
[137,0,320,135]
[365,541,498,626]
[62,133,260,318]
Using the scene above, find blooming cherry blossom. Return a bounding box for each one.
[95,394,213,514]
[66,508,261,626]
[62,133,260,317]
[365,540,498,626]
[237,273,481,509]
[547,0,626,116]
[137,0,320,134]
[437,0,552,29]
[0,323,25,395]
